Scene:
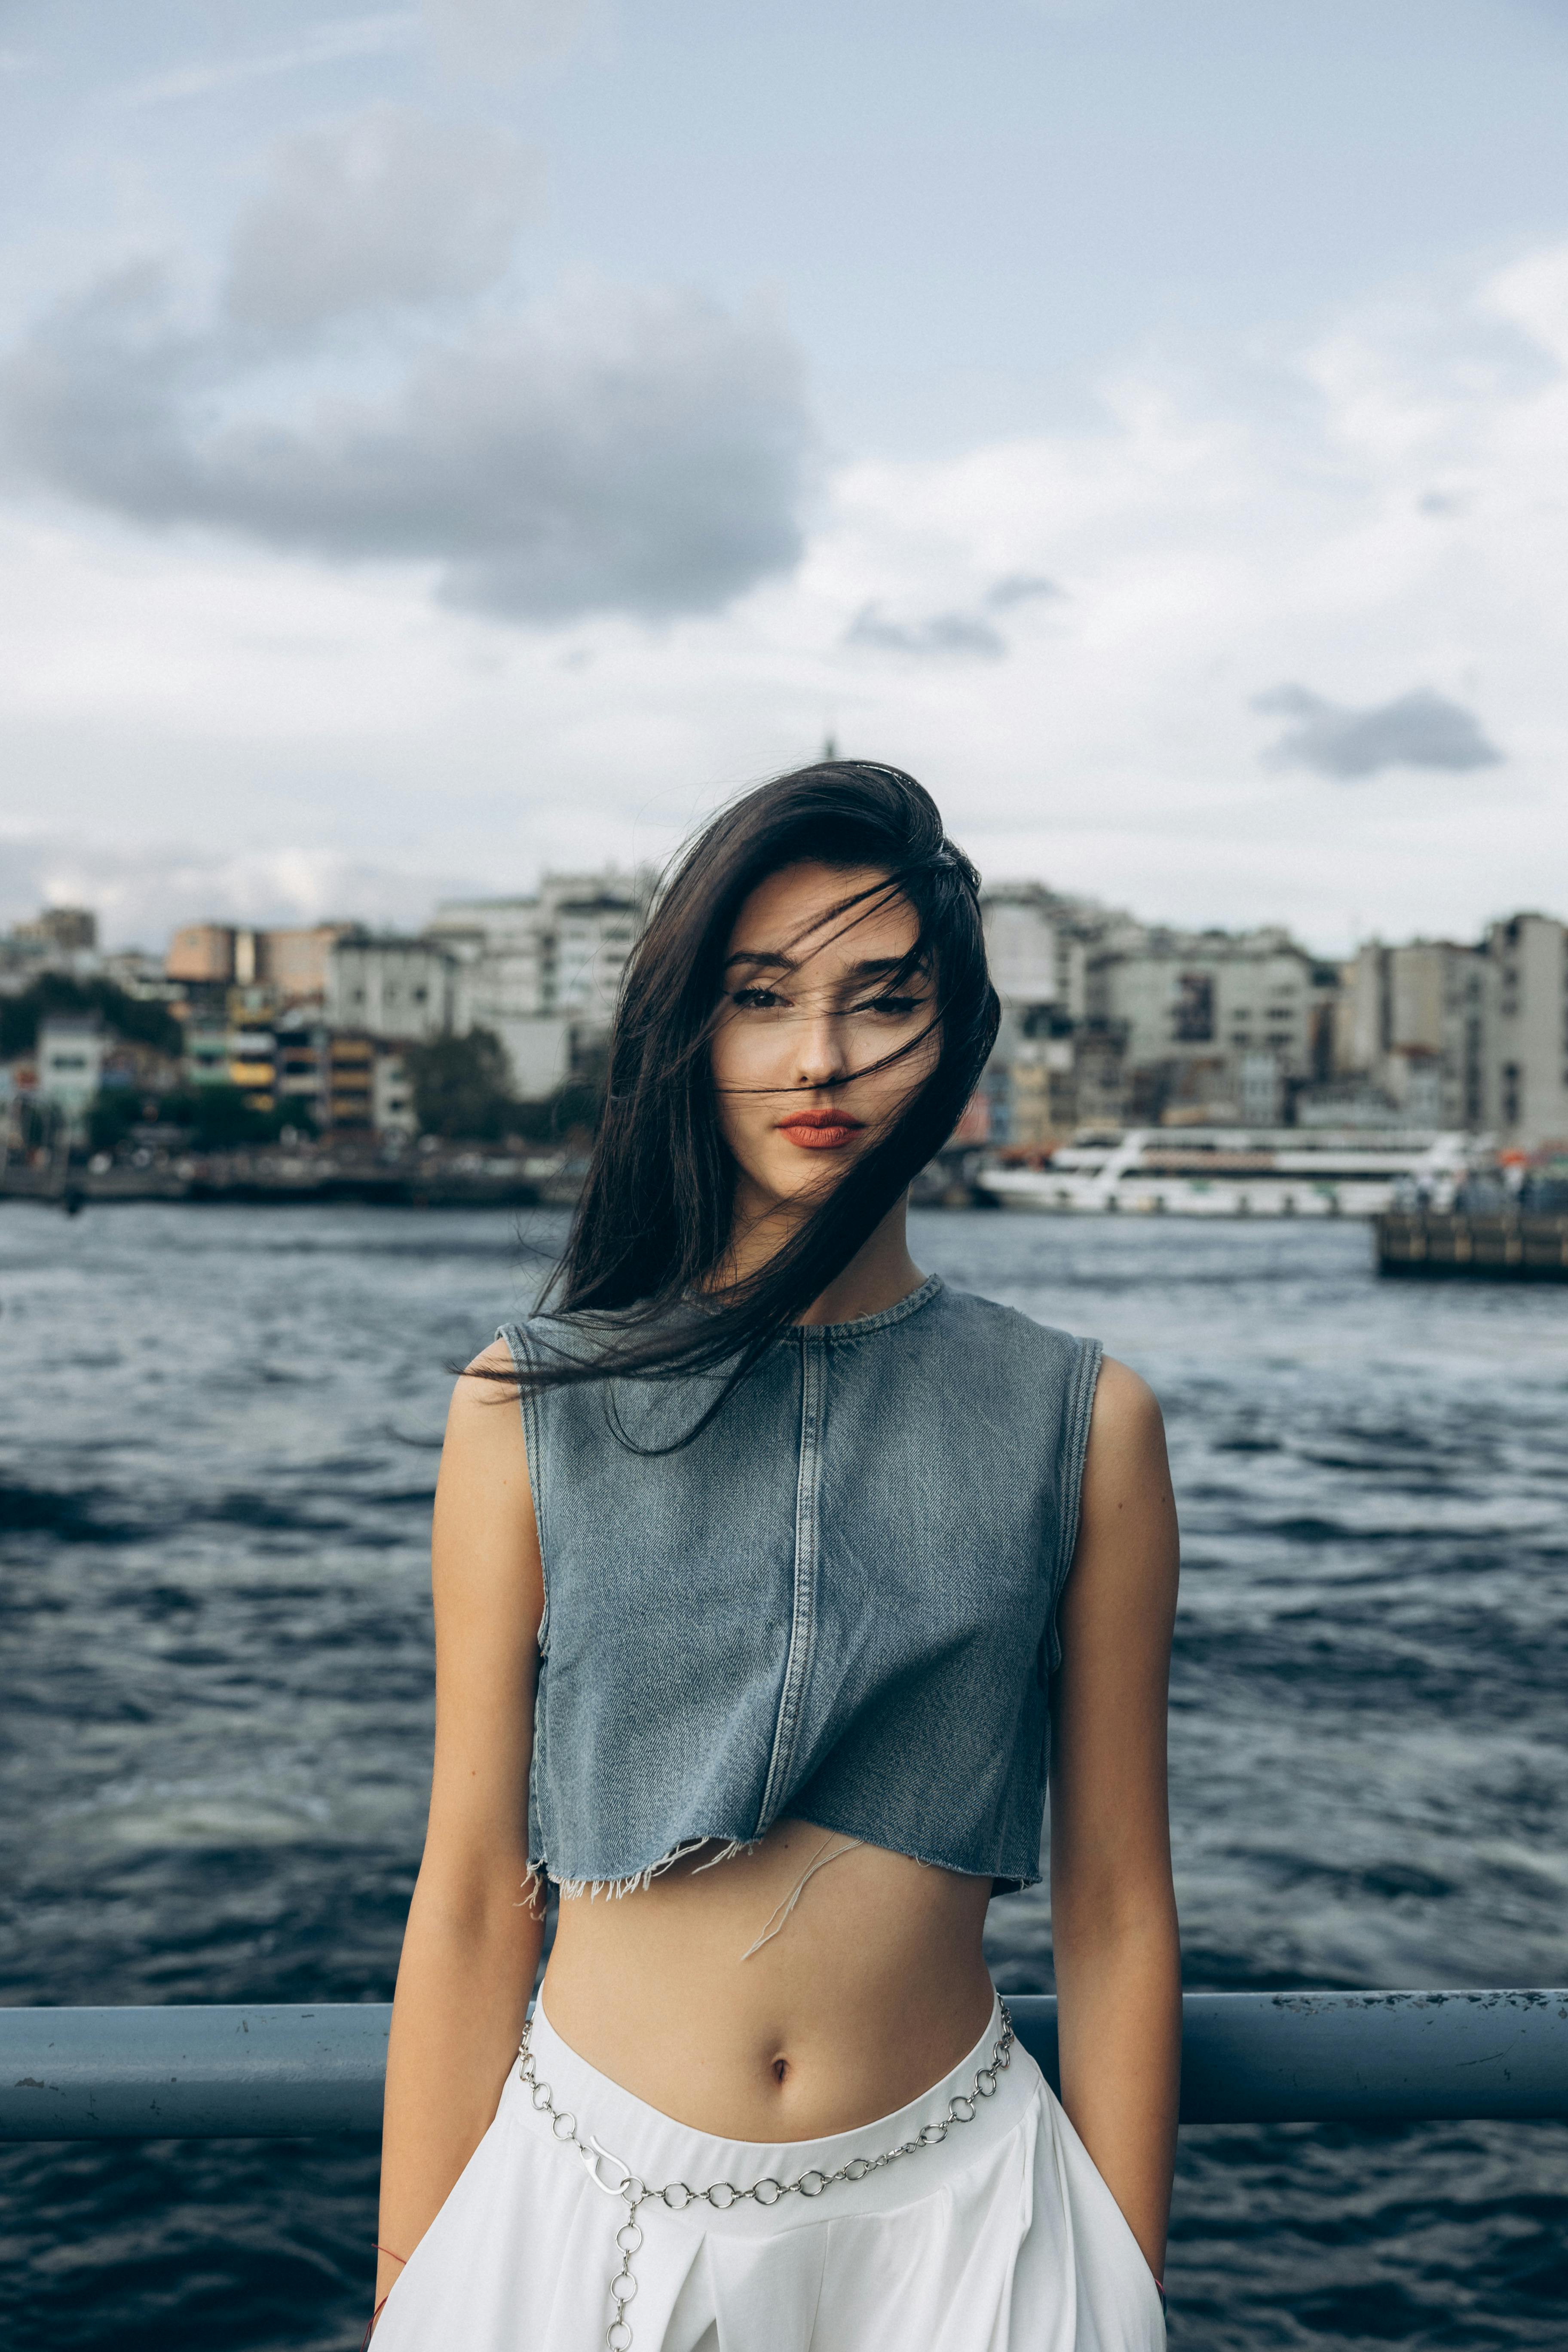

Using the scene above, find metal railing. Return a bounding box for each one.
[4,1991,1566,2140]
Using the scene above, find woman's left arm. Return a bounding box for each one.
[1048,1355,1181,2282]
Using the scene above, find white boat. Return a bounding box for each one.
[975,1127,1477,1219]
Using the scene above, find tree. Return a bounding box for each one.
[404,1029,516,1141]
[86,1085,284,1152]
[184,1086,285,1148]
[0,976,183,1060]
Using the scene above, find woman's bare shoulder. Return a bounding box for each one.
[439,1340,527,1475]
[1087,1354,1167,1464]
[433,1341,539,1606]
[1063,1354,1178,1631]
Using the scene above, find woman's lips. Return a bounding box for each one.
[776,1111,865,1150]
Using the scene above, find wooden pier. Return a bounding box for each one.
[1377,1209,1568,1280]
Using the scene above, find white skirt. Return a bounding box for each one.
[373,1993,1166,2351]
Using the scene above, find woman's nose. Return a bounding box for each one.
[794,1010,850,1088]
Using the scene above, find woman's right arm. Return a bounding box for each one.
[372,1343,546,2330]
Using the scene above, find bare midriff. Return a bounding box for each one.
[537,1817,997,2142]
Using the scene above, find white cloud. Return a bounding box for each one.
[227,104,538,329]
[0,260,811,623]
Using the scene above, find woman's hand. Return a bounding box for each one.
[1048,1356,1181,2285]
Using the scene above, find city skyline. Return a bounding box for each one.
[6,861,1563,972]
[9,869,1567,1148]
[3,2,1566,952]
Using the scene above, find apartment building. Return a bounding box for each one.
[227,1014,277,1112]
[1335,940,1489,1129]
[325,936,456,1042]
[165,922,360,998]
[1084,927,1338,1125]
[1482,912,1568,1147]
[14,906,97,955]
[324,1033,376,1130]
[978,884,1140,1143]
[37,1017,104,1119]
[428,868,654,1098]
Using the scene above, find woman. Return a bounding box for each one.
[369,763,1180,2350]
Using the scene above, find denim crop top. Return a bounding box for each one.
[500,1276,1102,1896]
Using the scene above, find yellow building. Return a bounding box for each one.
[325,1034,375,1131]
[227,1010,276,1112]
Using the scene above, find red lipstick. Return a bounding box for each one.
[776,1108,866,1150]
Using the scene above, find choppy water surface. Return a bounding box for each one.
[2,1205,1566,2349]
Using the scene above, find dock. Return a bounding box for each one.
[1376,1210,1568,1280]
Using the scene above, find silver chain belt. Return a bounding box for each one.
[515,2001,1015,2352]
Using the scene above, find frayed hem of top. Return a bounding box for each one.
[525,1835,756,1905]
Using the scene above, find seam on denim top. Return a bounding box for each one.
[755,1326,824,1833]
[499,1319,550,1653]
[1046,1334,1103,1671]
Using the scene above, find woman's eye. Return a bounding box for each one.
[860,994,920,1018]
[732,986,784,1010]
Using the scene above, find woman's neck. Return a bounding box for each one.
[723,1190,927,1327]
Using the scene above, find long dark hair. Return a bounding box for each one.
[489,760,998,1436]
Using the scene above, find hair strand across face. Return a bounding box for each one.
[473,761,998,1447]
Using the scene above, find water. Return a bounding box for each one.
[3,1204,1566,2349]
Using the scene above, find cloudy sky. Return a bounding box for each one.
[2,0,1566,952]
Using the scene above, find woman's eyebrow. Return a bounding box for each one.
[724,949,796,973]
[723,949,930,980]
[845,957,925,981]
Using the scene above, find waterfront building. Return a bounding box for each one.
[183,1018,231,1089]
[468,1008,573,1100]
[36,1016,104,1135]
[325,937,456,1043]
[260,924,360,1001]
[323,1033,376,1131]
[166,922,362,998]
[98,948,178,1000]
[429,867,654,1098]
[99,1038,181,1096]
[0,1056,35,1142]
[273,1014,324,1128]
[227,1013,277,1114]
[980,882,1125,1028]
[1334,940,1488,1130]
[1482,912,1568,1147]
[550,873,650,1020]
[977,883,1140,1145]
[1,905,100,990]
[14,906,96,955]
[1085,928,1338,1127]
[167,924,238,985]
[373,1047,416,1138]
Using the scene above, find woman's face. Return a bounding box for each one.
[710,860,940,1223]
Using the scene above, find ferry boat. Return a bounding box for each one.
[976,1127,1476,1219]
